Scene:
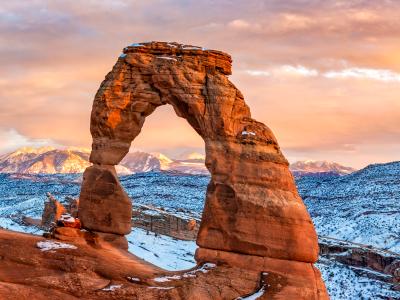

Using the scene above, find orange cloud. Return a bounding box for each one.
[0,0,399,168]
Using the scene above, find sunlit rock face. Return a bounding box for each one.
[79,41,328,299]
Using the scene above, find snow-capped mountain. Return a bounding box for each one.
[290,160,356,177]
[0,147,208,175]
[0,147,91,174]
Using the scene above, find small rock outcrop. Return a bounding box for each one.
[41,193,66,228]
[78,42,328,299]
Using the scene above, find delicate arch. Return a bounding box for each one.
[80,42,319,263]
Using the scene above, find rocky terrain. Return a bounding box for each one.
[298,161,400,253]
[0,228,271,300]
[0,159,399,298]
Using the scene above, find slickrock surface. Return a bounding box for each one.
[78,41,328,299]
[0,229,263,300]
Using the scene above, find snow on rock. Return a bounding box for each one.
[241,131,256,136]
[182,45,203,50]
[236,285,266,300]
[59,213,75,223]
[153,275,182,282]
[148,286,175,290]
[101,284,123,291]
[156,56,177,62]
[152,263,216,282]
[36,240,77,252]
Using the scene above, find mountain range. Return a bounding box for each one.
[0,147,356,176]
[290,160,356,177]
[0,147,208,175]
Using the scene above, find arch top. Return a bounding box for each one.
[121,41,232,75]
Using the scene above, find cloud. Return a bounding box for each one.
[245,65,318,77]
[0,128,57,155]
[0,0,399,168]
[244,65,400,82]
[323,68,400,82]
[228,19,251,30]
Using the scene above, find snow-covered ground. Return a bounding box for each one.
[298,161,400,252]
[0,163,399,299]
[317,258,399,300]
[127,228,197,271]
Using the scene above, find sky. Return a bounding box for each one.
[0,0,399,168]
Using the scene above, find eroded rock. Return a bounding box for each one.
[78,41,327,299]
[79,165,132,235]
[41,193,66,229]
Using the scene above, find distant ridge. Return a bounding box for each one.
[0,147,361,177]
[290,160,356,177]
[0,147,208,175]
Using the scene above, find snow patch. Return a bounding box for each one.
[152,263,216,283]
[127,228,197,271]
[36,240,77,251]
[59,213,75,223]
[148,286,175,290]
[242,131,256,136]
[153,274,182,282]
[156,56,177,62]
[237,285,266,299]
[102,284,122,291]
[127,276,141,282]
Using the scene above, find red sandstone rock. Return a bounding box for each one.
[65,196,79,218]
[82,41,318,261]
[0,229,264,299]
[196,248,329,299]
[79,165,132,235]
[78,41,327,298]
[41,193,66,229]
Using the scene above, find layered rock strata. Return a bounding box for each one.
[78,41,328,299]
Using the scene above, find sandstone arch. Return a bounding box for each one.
[78,42,328,298]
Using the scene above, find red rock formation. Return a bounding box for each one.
[0,229,264,300]
[79,165,132,235]
[41,193,66,228]
[78,41,328,299]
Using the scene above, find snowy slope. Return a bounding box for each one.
[297,161,400,252]
[0,162,399,299]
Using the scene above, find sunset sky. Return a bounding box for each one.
[0,0,399,168]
